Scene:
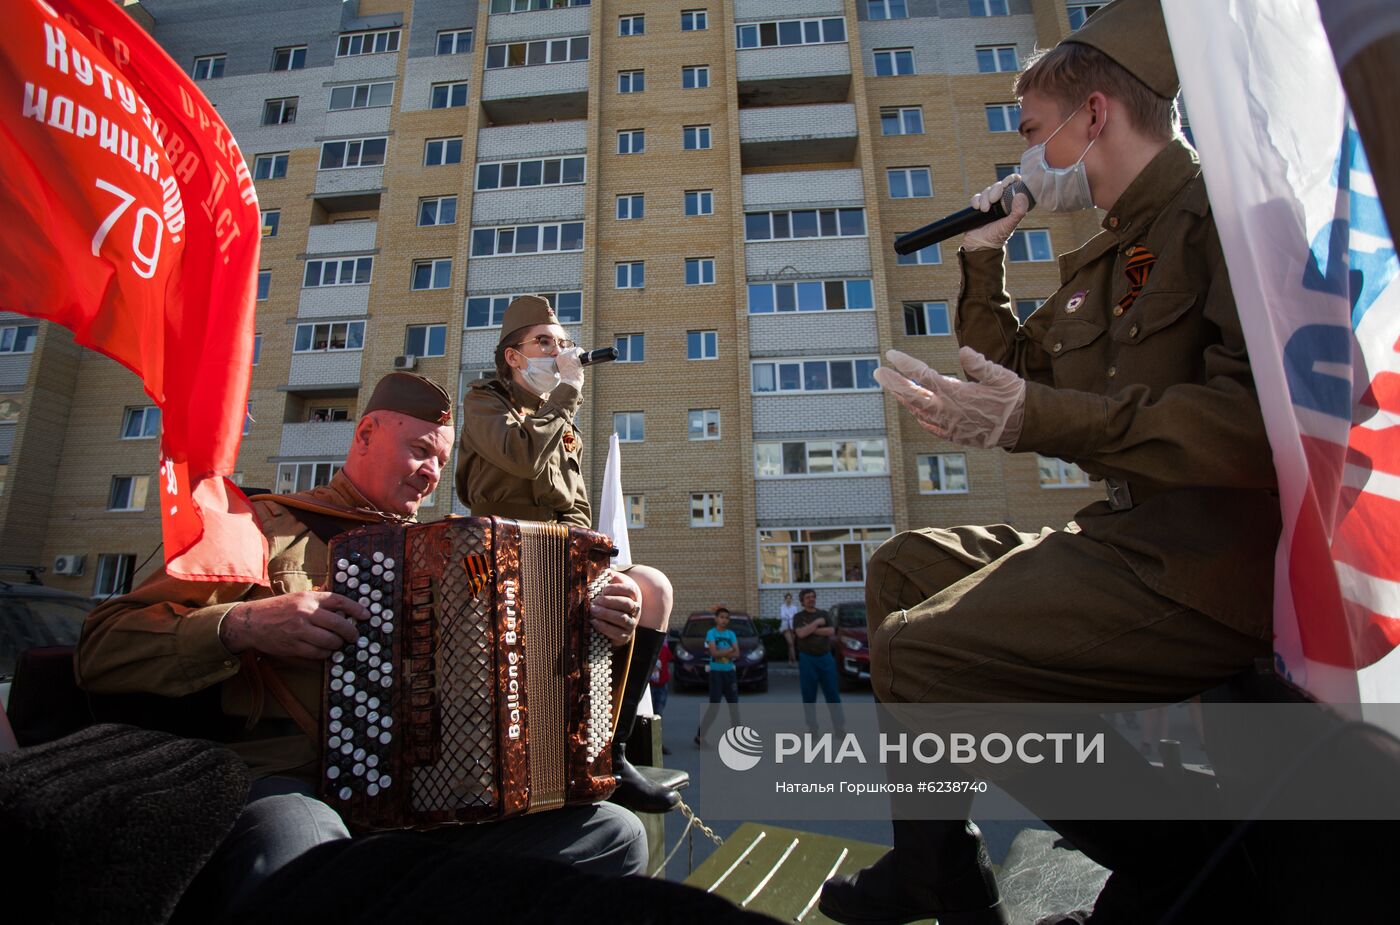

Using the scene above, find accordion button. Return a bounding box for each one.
[337,558,350,570]
[357,650,368,663]
[373,551,385,563]
[379,733,392,746]
[384,558,396,570]
[380,774,392,788]
[372,564,384,576]
[340,741,354,756]
[358,596,371,607]
[347,565,360,577]
[380,676,393,688]
[329,720,342,734]
[367,726,379,738]
[353,748,366,762]
[369,671,380,684]
[328,736,341,749]
[381,716,394,728]
[339,786,353,801]
[382,622,395,635]
[366,755,379,768]
[327,766,340,780]
[369,696,381,709]
[370,617,382,629]
[329,706,343,719]
[355,705,368,718]
[369,642,382,655]
[370,603,382,615]
[355,690,368,704]
[335,571,348,584]
[330,679,343,692]
[384,571,396,584]
[332,652,345,665]
[382,608,394,620]
[353,763,365,778]
[371,589,382,602]
[382,662,394,674]
[357,636,369,649]
[343,671,356,684]
[367,768,380,782]
[366,784,380,797]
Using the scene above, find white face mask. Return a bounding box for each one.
[1018,102,1101,213]
[520,356,561,395]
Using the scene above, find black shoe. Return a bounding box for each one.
[661,745,672,756]
[606,626,681,814]
[819,830,1007,925]
[609,748,680,814]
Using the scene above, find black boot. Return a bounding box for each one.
[608,627,681,814]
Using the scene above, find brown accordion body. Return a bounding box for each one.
[319,516,622,830]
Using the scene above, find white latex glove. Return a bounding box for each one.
[556,345,585,390]
[962,173,1032,251]
[874,347,1027,449]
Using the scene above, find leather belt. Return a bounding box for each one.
[1105,478,1135,511]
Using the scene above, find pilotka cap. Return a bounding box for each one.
[1062,0,1180,99]
[498,295,559,348]
[362,372,452,425]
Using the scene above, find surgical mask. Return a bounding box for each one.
[1018,102,1101,213]
[521,356,561,395]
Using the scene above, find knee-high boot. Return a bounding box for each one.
[608,627,681,814]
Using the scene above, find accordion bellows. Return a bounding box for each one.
[320,516,622,830]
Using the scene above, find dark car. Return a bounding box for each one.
[671,612,768,693]
[829,601,871,689]
[0,573,92,710]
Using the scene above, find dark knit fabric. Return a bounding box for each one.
[221,832,774,925]
[0,724,249,925]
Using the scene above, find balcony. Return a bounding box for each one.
[755,476,892,522]
[743,168,864,210]
[486,5,591,42]
[481,61,588,124]
[739,103,857,167]
[288,350,363,388]
[306,221,378,255]
[736,43,851,107]
[278,420,356,458]
[471,186,585,227]
[477,120,587,161]
[749,310,878,356]
[735,0,845,19]
[314,165,385,200]
[297,285,372,319]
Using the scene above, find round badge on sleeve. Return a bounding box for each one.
[1065,291,1087,314]
[562,430,579,453]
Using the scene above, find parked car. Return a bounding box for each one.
[671,611,768,693]
[0,573,92,710]
[829,601,871,689]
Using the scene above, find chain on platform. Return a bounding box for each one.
[651,797,723,877]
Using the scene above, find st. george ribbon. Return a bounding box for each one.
[893,181,1036,254]
[578,347,620,366]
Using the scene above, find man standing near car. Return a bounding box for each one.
[792,589,844,734]
[694,607,740,747]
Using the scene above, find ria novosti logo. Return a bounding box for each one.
[718,726,764,771]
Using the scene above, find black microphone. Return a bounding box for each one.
[893,181,1035,255]
[578,347,619,366]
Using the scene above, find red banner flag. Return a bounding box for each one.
[0,0,267,583]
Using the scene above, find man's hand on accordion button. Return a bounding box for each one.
[590,571,643,647]
[219,591,372,660]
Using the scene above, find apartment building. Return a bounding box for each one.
[0,0,1113,620]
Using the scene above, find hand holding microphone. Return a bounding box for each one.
[557,346,585,389]
[963,173,1032,251]
[892,176,1035,255]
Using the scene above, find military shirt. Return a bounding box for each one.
[456,376,590,528]
[75,472,400,781]
[954,139,1280,639]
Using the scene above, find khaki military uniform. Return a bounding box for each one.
[456,376,590,528]
[75,473,400,781]
[870,140,1280,705]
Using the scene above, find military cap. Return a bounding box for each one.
[1062,0,1179,99]
[362,372,452,425]
[498,294,559,347]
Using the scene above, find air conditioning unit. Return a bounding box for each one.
[393,354,417,370]
[53,554,85,576]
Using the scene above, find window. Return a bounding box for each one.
[613,411,645,443]
[873,48,914,76]
[320,138,387,169]
[307,407,349,423]
[880,106,924,135]
[758,526,891,585]
[747,279,874,313]
[904,301,951,336]
[424,137,464,166]
[617,129,645,154]
[1038,456,1091,489]
[681,9,708,31]
[751,356,880,393]
[491,0,591,11]
[192,54,225,80]
[685,189,714,216]
[262,97,297,126]
[467,291,582,327]
[1008,229,1053,262]
[328,82,393,111]
[337,30,400,57]
[293,321,366,352]
[1015,298,1046,323]
[303,257,373,287]
[430,82,470,109]
[968,0,1009,15]
[272,46,307,71]
[683,125,712,150]
[685,258,715,286]
[866,0,908,19]
[977,45,1018,73]
[405,324,447,358]
[688,409,720,441]
[919,453,969,494]
[411,259,452,291]
[94,554,136,598]
[736,18,846,48]
[257,271,271,301]
[618,69,644,93]
[617,194,644,220]
[619,14,644,36]
[616,262,645,289]
[626,495,646,528]
[887,167,932,199]
[121,406,161,439]
[260,210,280,237]
[418,196,458,226]
[484,35,589,68]
[744,208,866,241]
[476,156,585,190]
[1068,3,1108,30]
[253,152,288,180]
[754,439,888,478]
[995,163,1019,181]
[615,333,645,362]
[471,222,584,256]
[682,66,710,89]
[690,493,723,527]
[437,29,473,55]
[986,103,1021,133]
[108,475,150,512]
[277,461,344,494]
[895,237,941,265]
[0,324,38,354]
[244,401,255,435]
[687,330,718,360]
[252,333,262,366]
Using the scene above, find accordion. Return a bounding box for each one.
[319,516,622,830]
